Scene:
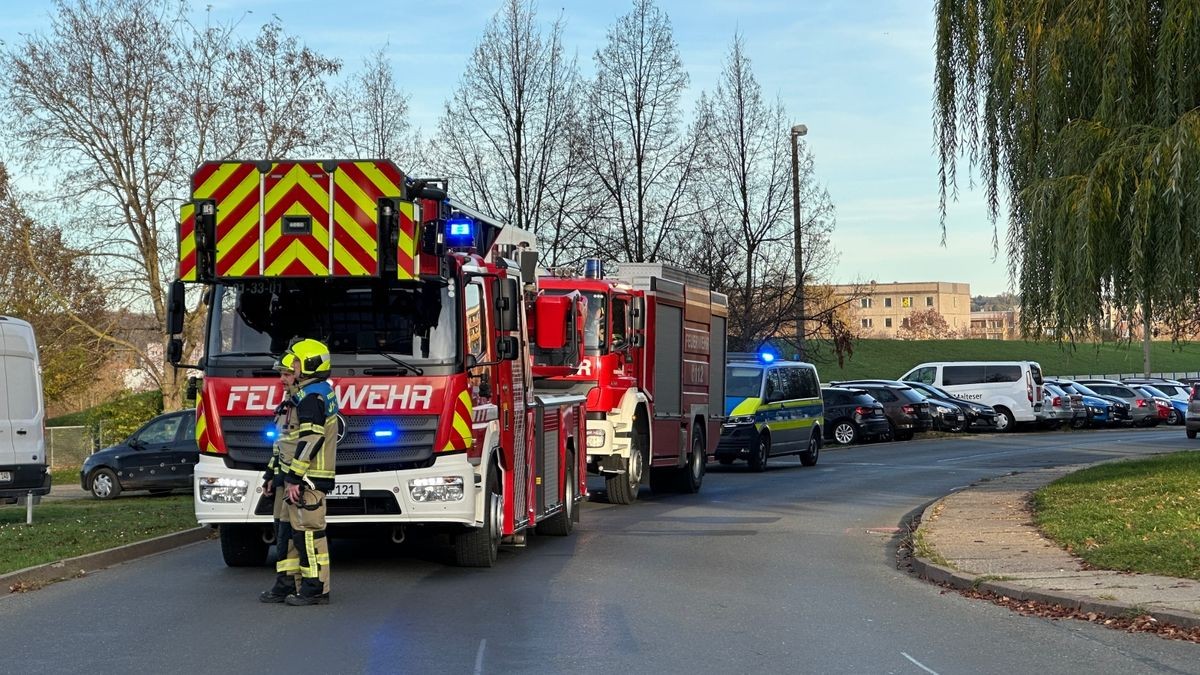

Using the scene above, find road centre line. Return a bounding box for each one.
[474,638,486,675]
[901,651,941,675]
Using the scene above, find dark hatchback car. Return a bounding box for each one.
[80,410,198,499]
[821,387,891,445]
[832,382,933,441]
[904,380,999,430]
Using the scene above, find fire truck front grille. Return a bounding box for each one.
[221,415,439,471]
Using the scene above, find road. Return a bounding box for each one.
[2,428,1198,674]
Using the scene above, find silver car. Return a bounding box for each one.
[1041,382,1083,428]
[1075,379,1158,427]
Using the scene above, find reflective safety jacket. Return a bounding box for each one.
[263,385,300,487]
[283,379,339,493]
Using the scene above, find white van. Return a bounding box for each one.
[0,316,50,503]
[900,361,1044,432]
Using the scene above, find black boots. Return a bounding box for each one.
[284,592,330,606]
[258,575,296,603]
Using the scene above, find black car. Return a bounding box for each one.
[904,380,999,430]
[831,381,932,441]
[80,410,198,499]
[821,387,891,445]
[845,379,968,432]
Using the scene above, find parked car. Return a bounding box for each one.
[80,410,198,499]
[1074,379,1158,427]
[1123,378,1190,402]
[1060,381,1132,426]
[843,379,966,432]
[830,381,932,441]
[821,387,891,445]
[1187,384,1200,439]
[718,357,824,471]
[1040,382,1083,428]
[901,381,999,430]
[1045,379,1112,428]
[1131,384,1186,425]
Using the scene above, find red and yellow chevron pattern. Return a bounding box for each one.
[442,389,475,452]
[178,202,197,281]
[195,391,220,455]
[186,160,412,279]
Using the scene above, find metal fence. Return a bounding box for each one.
[46,425,93,470]
[1056,372,1200,382]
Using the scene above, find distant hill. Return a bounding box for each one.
[971,293,1019,312]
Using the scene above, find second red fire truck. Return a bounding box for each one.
[535,262,728,503]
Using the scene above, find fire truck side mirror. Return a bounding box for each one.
[167,337,183,366]
[167,280,186,335]
[497,278,520,332]
[497,335,519,361]
[630,296,645,331]
[517,249,539,285]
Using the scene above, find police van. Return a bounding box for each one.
[0,316,51,503]
[716,353,823,471]
[900,360,1043,432]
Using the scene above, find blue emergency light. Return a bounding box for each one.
[373,429,395,439]
[264,427,279,441]
[759,351,776,364]
[444,214,476,248]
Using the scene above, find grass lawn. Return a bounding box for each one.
[1033,452,1200,580]
[815,338,1200,381]
[0,495,196,575]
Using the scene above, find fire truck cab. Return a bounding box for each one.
[535,262,728,503]
[167,159,586,568]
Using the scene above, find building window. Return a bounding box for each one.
[884,297,892,308]
[861,318,873,328]
[860,297,872,309]
[901,296,913,308]
[902,317,910,328]
[925,296,934,307]
[884,317,892,328]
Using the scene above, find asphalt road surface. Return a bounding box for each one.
[2,428,1198,674]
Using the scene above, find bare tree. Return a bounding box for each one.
[430,0,590,265]
[326,45,422,170]
[688,35,840,358]
[580,0,702,264]
[0,0,341,409]
[897,309,955,340]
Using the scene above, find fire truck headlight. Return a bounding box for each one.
[198,477,249,503]
[408,476,465,502]
[586,428,606,448]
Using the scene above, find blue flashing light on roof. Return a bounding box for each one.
[759,351,776,364]
[445,213,476,248]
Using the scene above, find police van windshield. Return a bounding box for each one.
[727,366,764,398]
[207,281,458,365]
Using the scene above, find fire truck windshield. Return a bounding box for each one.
[207,280,458,366]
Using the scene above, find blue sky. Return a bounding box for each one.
[0,0,1010,296]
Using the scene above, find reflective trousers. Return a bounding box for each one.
[276,486,329,596]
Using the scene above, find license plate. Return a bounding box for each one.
[0,471,10,483]
[326,482,360,499]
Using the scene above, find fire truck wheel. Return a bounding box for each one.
[606,442,643,505]
[800,430,820,467]
[677,427,705,493]
[538,452,576,536]
[748,433,769,472]
[455,465,502,567]
[220,524,269,567]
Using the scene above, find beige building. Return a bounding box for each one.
[969,309,1020,340]
[832,281,972,338]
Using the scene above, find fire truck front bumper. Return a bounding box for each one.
[194,454,480,527]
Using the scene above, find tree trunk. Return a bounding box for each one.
[1142,297,1152,378]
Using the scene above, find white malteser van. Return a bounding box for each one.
[0,316,51,503]
[900,360,1044,432]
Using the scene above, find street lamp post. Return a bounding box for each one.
[791,123,808,361]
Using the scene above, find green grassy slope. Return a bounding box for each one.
[811,339,1200,382]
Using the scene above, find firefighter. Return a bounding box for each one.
[279,338,338,606]
[258,353,301,603]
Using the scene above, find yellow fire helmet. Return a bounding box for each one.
[273,352,296,373]
[287,338,332,377]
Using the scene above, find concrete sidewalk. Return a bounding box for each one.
[911,466,1200,630]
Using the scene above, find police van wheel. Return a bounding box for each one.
[455,465,502,567]
[800,431,820,467]
[748,433,769,472]
[539,452,576,536]
[220,524,269,567]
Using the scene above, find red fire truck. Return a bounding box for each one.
[534,262,728,503]
[166,159,587,567]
